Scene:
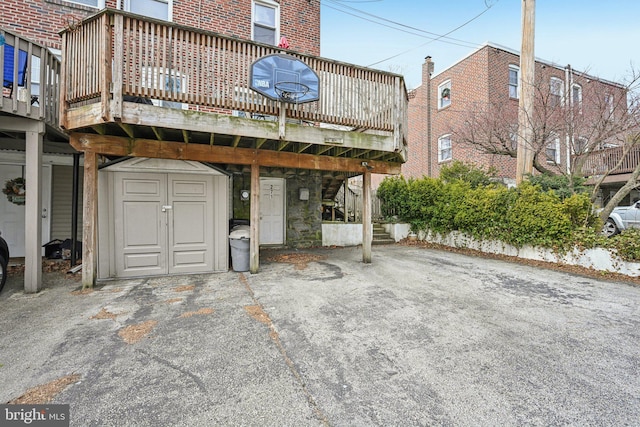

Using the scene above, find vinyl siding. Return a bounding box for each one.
[50,165,83,240]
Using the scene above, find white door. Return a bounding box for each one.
[0,163,51,257]
[114,172,214,277]
[168,174,213,274]
[259,178,285,245]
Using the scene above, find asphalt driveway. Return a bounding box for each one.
[1,245,639,426]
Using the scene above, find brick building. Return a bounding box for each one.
[1,0,320,55]
[2,0,407,290]
[404,43,628,187]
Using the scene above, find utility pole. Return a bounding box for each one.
[516,0,535,184]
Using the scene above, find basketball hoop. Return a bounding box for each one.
[274,81,310,102]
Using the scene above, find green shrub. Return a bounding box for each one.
[377,174,614,257]
[527,173,588,199]
[607,228,640,261]
[440,161,498,189]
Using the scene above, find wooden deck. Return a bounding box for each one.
[60,9,408,175]
[580,144,640,184]
[1,29,63,137]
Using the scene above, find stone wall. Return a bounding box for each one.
[286,171,323,248]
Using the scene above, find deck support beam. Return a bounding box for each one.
[362,170,372,264]
[82,150,98,289]
[24,122,45,293]
[250,162,260,274]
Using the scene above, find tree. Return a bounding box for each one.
[453,66,640,223]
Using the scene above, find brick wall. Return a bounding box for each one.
[404,44,627,183]
[1,0,320,55]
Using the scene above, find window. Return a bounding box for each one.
[509,124,519,151]
[571,83,582,112]
[140,67,187,109]
[63,0,104,7]
[574,137,588,155]
[509,65,519,99]
[438,80,451,109]
[605,94,614,114]
[550,77,563,107]
[253,1,279,45]
[546,133,560,164]
[438,134,452,162]
[125,0,170,21]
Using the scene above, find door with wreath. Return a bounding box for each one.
[0,163,51,257]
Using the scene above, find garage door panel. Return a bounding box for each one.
[122,201,163,247]
[115,173,167,277]
[173,250,207,266]
[172,202,206,245]
[124,253,163,269]
[168,174,214,274]
[122,179,162,197]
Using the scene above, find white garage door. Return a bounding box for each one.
[114,172,214,277]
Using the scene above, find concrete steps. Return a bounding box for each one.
[372,223,395,245]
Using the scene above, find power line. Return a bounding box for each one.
[367,2,499,67]
[320,0,499,67]
[324,0,479,47]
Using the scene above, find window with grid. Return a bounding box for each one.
[509,65,519,99]
[605,94,614,114]
[546,133,560,164]
[253,1,279,45]
[63,0,104,7]
[125,0,170,20]
[438,80,451,109]
[550,77,563,107]
[571,83,582,112]
[438,134,452,162]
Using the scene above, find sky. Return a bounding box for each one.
[319,0,640,90]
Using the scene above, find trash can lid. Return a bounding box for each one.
[231,225,251,232]
[229,229,250,239]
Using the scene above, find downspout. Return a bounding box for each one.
[426,57,434,177]
[565,65,572,174]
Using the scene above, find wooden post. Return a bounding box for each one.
[516,0,536,184]
[24,123,44,293]
[82,150,98,289]
[362,170,372,263]
[249,161,260,274]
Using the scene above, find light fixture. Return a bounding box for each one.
[240,189,250,201]
[361,161,374,170]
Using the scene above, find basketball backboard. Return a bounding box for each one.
[250,54,319,103]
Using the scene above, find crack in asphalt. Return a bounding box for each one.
[238,272,330,426]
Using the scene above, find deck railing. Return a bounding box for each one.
[580,144,640,176]
[0,28,61,128]
[60,9,408,147]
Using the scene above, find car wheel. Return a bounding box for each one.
[0,254,7,292]
[602,218,620,238]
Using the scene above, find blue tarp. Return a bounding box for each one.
[3,44,28,88]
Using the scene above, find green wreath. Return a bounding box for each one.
[2,177,26,205]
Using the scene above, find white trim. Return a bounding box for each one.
[252,0,280,45]
[550,77,564,106]
[61,0,105,9]
[546,133,561,164]
[508,64,520,99]
[124,0,172,21]
[438,134,452,162]
[438,80,451,110]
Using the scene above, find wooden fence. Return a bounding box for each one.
[0,28,61,127]
[61,9,407,145]
[580,144,640,176]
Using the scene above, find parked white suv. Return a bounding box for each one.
[602,201,640,237]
